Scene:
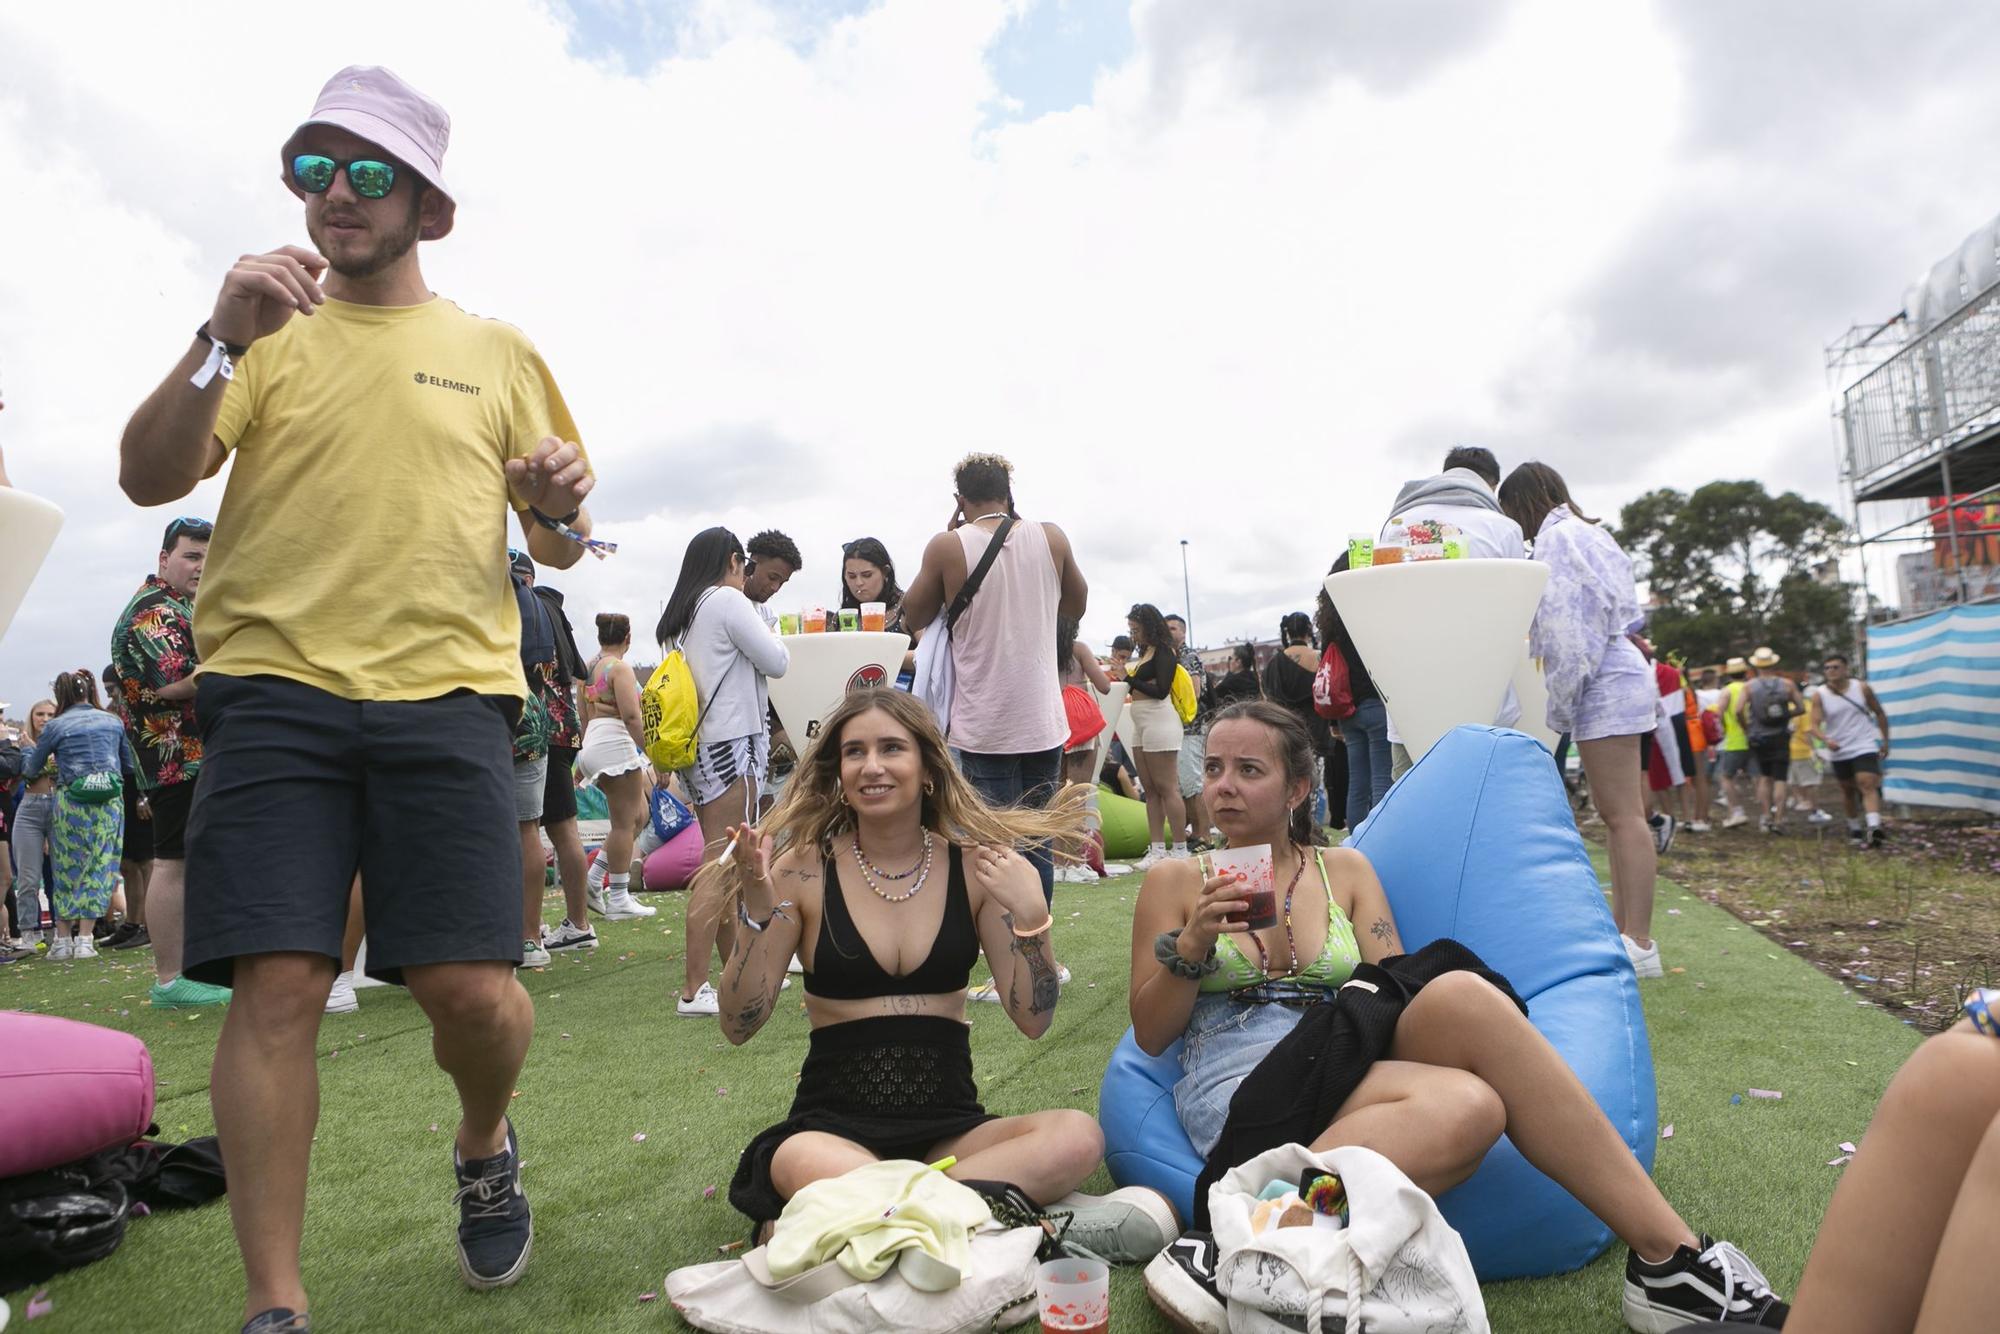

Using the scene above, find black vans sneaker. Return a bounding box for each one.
[1624,1235,1788,1330]
[1144,1231,1226,1334]
[453,1119,532,1290]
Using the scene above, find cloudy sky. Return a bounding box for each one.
[3,0,1997,711]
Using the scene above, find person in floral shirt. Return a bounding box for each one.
[109,515,229,1009]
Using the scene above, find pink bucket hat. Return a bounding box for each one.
[280,65,456,241]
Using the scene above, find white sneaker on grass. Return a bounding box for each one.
[588,886,655,921]
[47,936,72,962]
[542,919,598,952]
[1622,935,1664,979]
[1722,810,1748,829]
[325,971,360,1014]
[966,979,1003,1004]
[519,940,552,969]
[72,938,98,961]
[677,982,719,1016]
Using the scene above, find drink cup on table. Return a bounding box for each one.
[778,613,801,635]
[1205,844,1278,930]
[803,606,826,634]
[861,601,886,632]
[1347,533,1375,569]
[838,607,860,633]
[1373,524,1408,565]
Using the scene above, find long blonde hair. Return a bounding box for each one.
[24,699,55,743]
[703,688,1089,910]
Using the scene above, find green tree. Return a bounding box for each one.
[1615,480,1851,667]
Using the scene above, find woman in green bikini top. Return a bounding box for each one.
[1123,700,1788,1329]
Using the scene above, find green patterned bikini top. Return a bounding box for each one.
[1198,848,1362,993]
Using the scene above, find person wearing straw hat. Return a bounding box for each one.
[1735,647,1804,834]
[117,65,599,1332]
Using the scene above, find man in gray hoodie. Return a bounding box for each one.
[1378,447,1528,776]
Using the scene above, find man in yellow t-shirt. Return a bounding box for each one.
[117,67,593,1329]
[1717,656,1754,827]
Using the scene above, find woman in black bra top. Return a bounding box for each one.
[707,689,1176,1260]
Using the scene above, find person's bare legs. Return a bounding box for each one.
[339,878,364,973]
[401,960,534,1164]
[545,817,589,926]
[598,768,645,885]
[518,821,544,945]
[1914,1108,2000,1332]
[1580,735,1656,946]
[149,856,188,982]
[1186,791,1211,845]
[119,857,149,927]
[211,950,337,1322]
[1136,751,1186,849]
[1788,1024,2000,1334]
[683,776,755,999]
[1386,971,1696,1260]
[1308,1059,1504,1197]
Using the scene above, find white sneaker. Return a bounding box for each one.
[1622,935,1664,979]
[1102,863,1134,877]
[1806,809,1834,826]
[1650,813,1677,855]
[47,936,72,962]
[1722,810,1748,829]
[966,979,1004,1004]
[590,886,655,921]
[325,971,360,1014]
[1132,848,1165,873]
[1054,865,1094,884]
[72,937,98,960]
[1057,964,1072,985]
[677,982,719,1016]
[519,939,552,969]
[1687,821,1711,833]
[542,919,598,952]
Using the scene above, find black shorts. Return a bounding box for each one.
[1749,734,1791,783]
[541,745,579,827]
[1832,753,1882,781]
[183,673,522,987]
[147,781,196,860]
[121,775,154,862]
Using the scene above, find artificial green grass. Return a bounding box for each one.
[0,851,1922,1333]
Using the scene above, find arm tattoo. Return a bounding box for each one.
[1370,917,1399,948]
[1001,911,1060,1017]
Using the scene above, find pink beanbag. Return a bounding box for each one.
[0,1013,155,1177]
[643,824,706,892]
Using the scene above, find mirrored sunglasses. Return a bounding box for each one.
[291,154,398,200]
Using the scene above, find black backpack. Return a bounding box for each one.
[0,1137,225,1293]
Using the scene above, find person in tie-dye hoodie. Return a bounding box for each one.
[1500,462,1663,981]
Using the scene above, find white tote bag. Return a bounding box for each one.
[908,608,955,734]
[1209,1143,1488,1334]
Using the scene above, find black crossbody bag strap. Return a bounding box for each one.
[945,516,1016,636]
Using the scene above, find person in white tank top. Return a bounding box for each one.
[1807,652,1891,848]
[903,453,1089,909]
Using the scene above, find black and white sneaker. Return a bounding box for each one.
[1144,1231,1226,1334]
[1624,1235,1788,1331]
[1650,812,1677,855]
[453,1118,532,1290]
[542,919,597,952]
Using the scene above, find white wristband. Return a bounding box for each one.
[189,337,235,390]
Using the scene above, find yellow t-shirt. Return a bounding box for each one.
[201,296,585,701]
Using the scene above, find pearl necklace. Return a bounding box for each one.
[853,830,934,903]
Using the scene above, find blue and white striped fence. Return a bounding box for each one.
[1867,602,2000,814]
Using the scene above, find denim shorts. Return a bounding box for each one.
[1172,992,1306,1158]
[184,673,522,987]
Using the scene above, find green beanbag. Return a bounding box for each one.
[1097,787,1151,861]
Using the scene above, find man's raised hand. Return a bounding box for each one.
[210,246,327,348]
[506,436,593,516]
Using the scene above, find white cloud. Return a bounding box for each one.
[1,0,1992,711]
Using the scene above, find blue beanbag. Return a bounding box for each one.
[1098,725,1657,1281]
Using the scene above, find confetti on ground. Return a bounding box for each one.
[1856,974,1879,983]
[1730,1094,1742,1105]
[1826,1155,1851,1167]
[1669,967,1686,974]
[1660,1124,1673,1139]
[703,1185,718,1199]
[511,1090,523,1099]
[1666,908,1681,916]
[561,1032,572,1039]
[1839,1141,1857,1154]
[429,1124,440,1133]
[639,1291,658,1303]
[1747,1089,1783,1100]
[27,1289,52,1319]
[632,1133,647,1143]
[717,1087,728,1097]
[1844,1060,1858,1067]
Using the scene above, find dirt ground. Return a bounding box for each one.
[1602,797,2000,1033]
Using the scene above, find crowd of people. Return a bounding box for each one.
[0,63,1938,1334]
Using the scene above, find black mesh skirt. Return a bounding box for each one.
[729,1015,995,1226]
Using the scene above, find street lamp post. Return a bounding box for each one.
[1180,540,1193,644]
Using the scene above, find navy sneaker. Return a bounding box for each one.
[1624,1235,1788,1330]
[241,1309,310,1333]
[453,1119,532,1290]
